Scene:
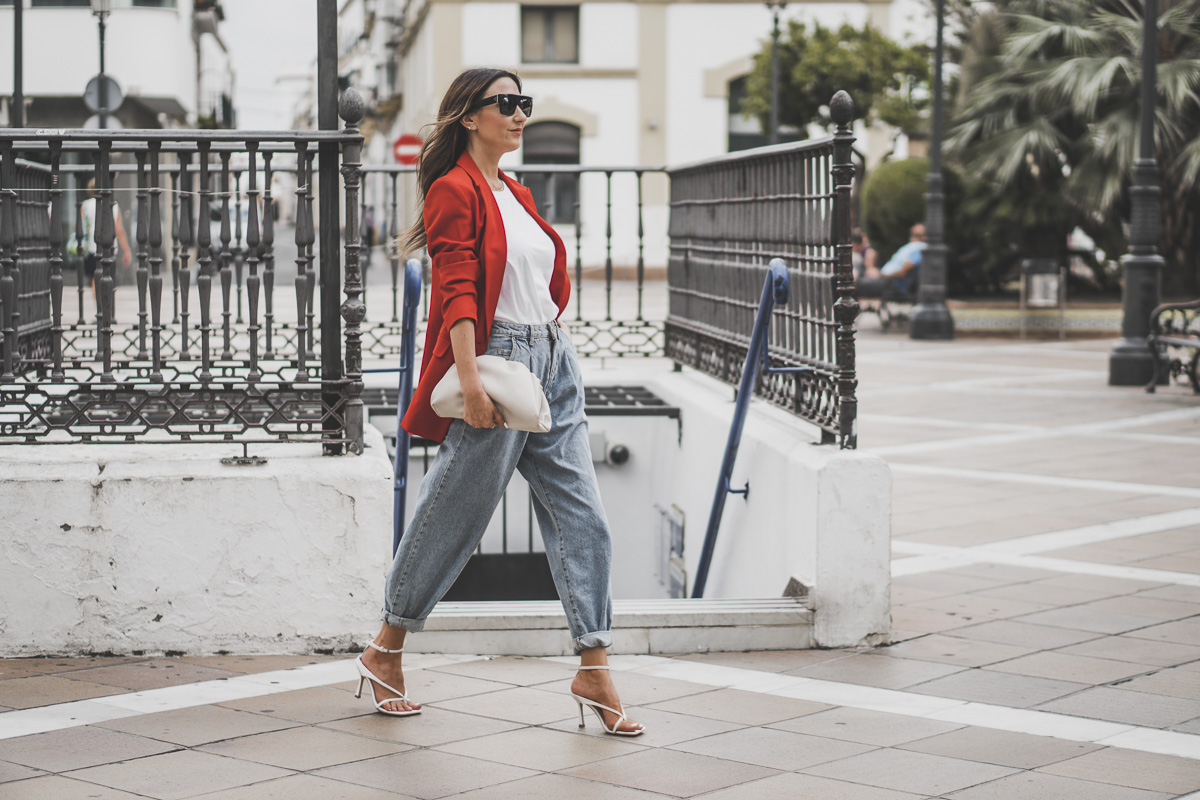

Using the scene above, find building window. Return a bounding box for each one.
[728,76,768,152]
[30,0,91,6]
[523,121,580,224]
[728,75,801,152]
[521,6,578,64]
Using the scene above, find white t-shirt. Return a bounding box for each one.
[491,186,559,324]
[74,198,122,256]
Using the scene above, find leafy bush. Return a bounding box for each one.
[862,159,936,266]
[862,157,1093,297]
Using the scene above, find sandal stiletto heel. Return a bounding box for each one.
[354,641,421,717]
[570,665,644,736]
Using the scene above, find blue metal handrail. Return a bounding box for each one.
[691,259,811,599]
[392,259,423,554]
[362,258,422,555]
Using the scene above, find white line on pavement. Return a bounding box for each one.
[893,545,1200,587]
[8,650,1200,764]
[0,653,485,741]
[617,657,1200,761]
[889,463,1200,499]
[869,406,1200,458]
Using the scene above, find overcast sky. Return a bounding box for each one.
[222,0,317,130]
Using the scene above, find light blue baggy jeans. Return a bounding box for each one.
[380,320,614,653]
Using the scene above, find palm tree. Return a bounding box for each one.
[948,0,1200,295]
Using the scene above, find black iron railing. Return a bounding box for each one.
[2,93,858,452]
[665,92,858,448]
[0,91,369,452]
[1,159,53,370]
[359,164,667,361]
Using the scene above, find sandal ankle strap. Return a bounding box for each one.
[578,665,610,670]
[368,641,404,654]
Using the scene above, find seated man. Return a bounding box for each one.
[856,223,926,298]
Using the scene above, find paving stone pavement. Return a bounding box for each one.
[4,331,1200,798]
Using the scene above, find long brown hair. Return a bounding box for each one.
[399,68,522,255]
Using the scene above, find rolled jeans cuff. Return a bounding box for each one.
[574,630,613,654]
[380,609,426,632]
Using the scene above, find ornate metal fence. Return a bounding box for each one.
[665,92,858,448]
[2,91,859,452]
[2,159,53,367]
[0,91,370,452]
[358,164,667,362]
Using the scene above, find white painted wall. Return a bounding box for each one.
[367,1,903,270]
[580,3,638,69]
[0,427,395,657]
[644,366,891,647]
[2,367,887,655]
[462,2,520,66]
[0,3,200,115]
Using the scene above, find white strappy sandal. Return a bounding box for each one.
[570,665,644,736]
[354,641,421,717]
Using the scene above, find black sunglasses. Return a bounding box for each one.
[474,93,534,117]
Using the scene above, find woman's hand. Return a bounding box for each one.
[462,384,506,429]
[449,318,506,429]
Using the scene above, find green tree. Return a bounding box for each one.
[948,0,1200,295]
[741,20,931,137]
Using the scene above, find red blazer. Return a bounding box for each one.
[401,150,570,442]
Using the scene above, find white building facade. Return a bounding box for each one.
[0,0,233,129]
[331,0,917,271]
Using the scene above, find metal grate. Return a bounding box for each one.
[663,94,858,447]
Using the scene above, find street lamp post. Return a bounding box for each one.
[12,0,23,127]
[767,2,785,146]
[909,0,954,340]
[1109,0,1163,385]
[91,0,111,129]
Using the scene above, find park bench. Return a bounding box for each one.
[1146,298,1200,393]
[858,280,917,333]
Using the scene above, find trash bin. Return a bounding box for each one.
[1019,258,1066,340]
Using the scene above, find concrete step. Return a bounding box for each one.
[406,598,812,656]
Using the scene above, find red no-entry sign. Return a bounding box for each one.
[393,134,424,165]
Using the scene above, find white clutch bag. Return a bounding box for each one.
[431,355,552,433]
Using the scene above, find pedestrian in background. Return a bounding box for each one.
[67,178,133,306]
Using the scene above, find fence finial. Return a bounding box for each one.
[340,87,365,128]
[830,90,855,127]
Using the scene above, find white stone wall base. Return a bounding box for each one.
[0,427,396,658]
[635,367,893,649]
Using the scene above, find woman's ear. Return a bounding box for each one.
[460,114,476,132]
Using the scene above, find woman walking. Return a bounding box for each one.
[355,68,643,736]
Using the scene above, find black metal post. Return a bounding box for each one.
[318,0,344,454]
[12,0,23,128]
[97,12,108,129]
[909,0,954,340]
[1110,0,1163,385]
[768,2,784,146]
[831,91,859,448]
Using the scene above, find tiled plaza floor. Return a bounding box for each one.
[5,322,1200,798]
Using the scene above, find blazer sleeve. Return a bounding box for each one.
[424,176,482,334]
